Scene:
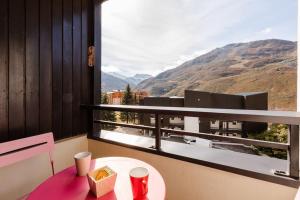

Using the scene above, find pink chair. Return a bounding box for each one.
[0,132,55,175]
[295,187,300,200]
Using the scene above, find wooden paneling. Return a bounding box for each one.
[73,0,82,135]
[63,0,74,137]
[0,0,93,142]
[81,0,92,133]
[26,0,40,136]
[94,1,101,104]
[93,0,102,132]
[40,0,52,132]
[9,0,26,139]
[52,0,63,140]
[0,0,8,142]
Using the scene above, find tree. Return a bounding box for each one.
[120,84,135,122]
[101,93,116,130]
[248,124,288,159]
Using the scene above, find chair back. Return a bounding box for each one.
[0,132,55,175]
[295,187,300,200]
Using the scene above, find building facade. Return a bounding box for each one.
[107,90,149,105]
[139,97,184,136]
[140,90,268,138]
[107,90,124,105]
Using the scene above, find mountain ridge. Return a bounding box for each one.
[136,39,297,111]
[125,74,153,86]
[102,72,152,92]
[101,72,129,92]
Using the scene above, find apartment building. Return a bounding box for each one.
[107,90,124,105]
[107,90,149,105]
[139,96,184,136]
[140,90,268,138]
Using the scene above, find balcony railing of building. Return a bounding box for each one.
[82,104,300,187]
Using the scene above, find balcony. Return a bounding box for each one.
[0,111,298,200]
[83,104,300,199]
[1,105,300,199]
[0,0,299,199]
[1,102,300,199]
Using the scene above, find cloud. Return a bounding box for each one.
[102,65,120,73]
[175,49,213,66]
[102,0,297,76]
[261,27,272,34]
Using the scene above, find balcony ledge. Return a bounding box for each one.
[89,130,300,188]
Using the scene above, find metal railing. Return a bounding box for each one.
[82,104,300,179]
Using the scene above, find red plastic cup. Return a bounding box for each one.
[129,167,149,200]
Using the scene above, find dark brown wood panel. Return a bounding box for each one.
[94,1,101,104]
[0,0,9,142]
[72,0,82,135]
[81,0,92,134]
[87,0,94,45]
[63,0,73,137]
[26,0,40,136]
[40,0,52,132]
[0,0,93,142]
[9,0,26,139]
[52,0,63,140]
[93,0,102,132]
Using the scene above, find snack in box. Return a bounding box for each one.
[95,167,112,181]
[87,166,117,198]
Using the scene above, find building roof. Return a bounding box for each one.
[236,92,267,96]
[185,90,267,97]
[170,96,184,99]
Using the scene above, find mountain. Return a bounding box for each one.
[125,74,153,85]
[108,72,128,80]
[107,72,152,86]
[102,72,152,92]
[136,39,297,111]
[101,72,129,92]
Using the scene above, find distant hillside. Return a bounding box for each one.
[125,74,153,85]
[108,72,128,80]
[102,72,129,92]
[102,72,152,92]
[136,39,297,111]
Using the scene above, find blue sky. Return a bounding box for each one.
[102,0,297,76]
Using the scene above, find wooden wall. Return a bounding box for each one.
[0,0,94,142]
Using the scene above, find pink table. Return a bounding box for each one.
[28,157,166,200]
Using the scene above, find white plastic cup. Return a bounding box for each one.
[74,152,91,176]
